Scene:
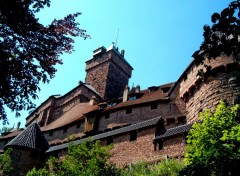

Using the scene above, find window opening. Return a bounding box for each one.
[126,107,132,114]
[130,131,137,141]
[151,103,158,110]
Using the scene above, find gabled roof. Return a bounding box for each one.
[47,116,162,153]
[4,122,49,152]
[103,83,174,112]
[0,129,24,140]
[41,103,99,131]
[26,83,101,121]
[154,123,192,140]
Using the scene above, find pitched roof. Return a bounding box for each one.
[154,123,192,140]
[103,83,174,112]
[41,103,99,131]
[47,116,162,153]
[26,83,101,121]
[4,122,49,152]
[0,129,24,140]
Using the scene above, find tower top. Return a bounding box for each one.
[86,44,133,70]
[85,45,133,100]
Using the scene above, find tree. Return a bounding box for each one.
[199,1,239,60]
[0,0,90,124]
[0,148,13,176]
[180,101,240,176]
[27,140,120,176]
[121,159,184,176]
[0,126,13,136]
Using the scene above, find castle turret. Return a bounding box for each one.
[85,45,133,101]
[4,122,49,175]
[179,53,240,123]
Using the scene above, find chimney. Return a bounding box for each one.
[78,80,83,85]
[123,85,129,102]
[16,122,21,130]
[135,85,140,93]
[89,96,97,105]
[121,49,125,57]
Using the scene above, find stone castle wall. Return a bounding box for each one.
[179,55,240,123]
[98,102,185,132]
[26,85,97,127]
[107,128,186,166]
[85,49,132,100]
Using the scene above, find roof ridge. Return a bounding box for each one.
[4,122,49,152]
[47,116,162,153]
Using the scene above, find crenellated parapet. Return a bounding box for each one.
[179,54,240,123]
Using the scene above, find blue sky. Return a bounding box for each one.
[1,0,233,128]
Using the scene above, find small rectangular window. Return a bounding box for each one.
[126,107,132,114]
[130,131,137,141]
[154,140,163,151]
[129,96,136,100]
[49,131,53,136]
[105,113,110,119]
[151,103,158,110]
[76,122,81,128]
[63,127,68,133]
[107,136,113,145]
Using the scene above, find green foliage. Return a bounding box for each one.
[181,101,240,176]
[0,148,13,176]
[151,158,184,176]
[27,140,120,176]
[200,1,239,59]
[26,167,50,176]
[0,126,13,136]
[121,162,151,176]
[0,0,90,124]
[121,159,184,176]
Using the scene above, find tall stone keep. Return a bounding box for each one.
[85,45,133,101]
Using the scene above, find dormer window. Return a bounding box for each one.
[129,96,136,100]
[148,86,158,92]
[108,102,117,107]
[161,87,170,94]
[99,103,107,110]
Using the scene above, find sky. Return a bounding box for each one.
[1,0,233,128]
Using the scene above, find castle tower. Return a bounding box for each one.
[179,52,240,123]
[4,122,49,175]
[85,45,133,101]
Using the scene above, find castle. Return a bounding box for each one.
[0,44,240,174]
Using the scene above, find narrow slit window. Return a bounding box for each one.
[76,122,81,128]
[130,131,137,141]
[49,131,53,136]
[107,136,113,145]
[126,107,132,114]
[151,103,158,110]
[105,113,110,119]
[63,127,68,133]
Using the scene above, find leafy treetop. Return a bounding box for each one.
[0,0,90,124]
[199,0,239,59]
[181,101,240,176]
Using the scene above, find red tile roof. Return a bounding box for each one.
[41,103,99,131]
[0,129,24,139]
[103,82,174,112]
